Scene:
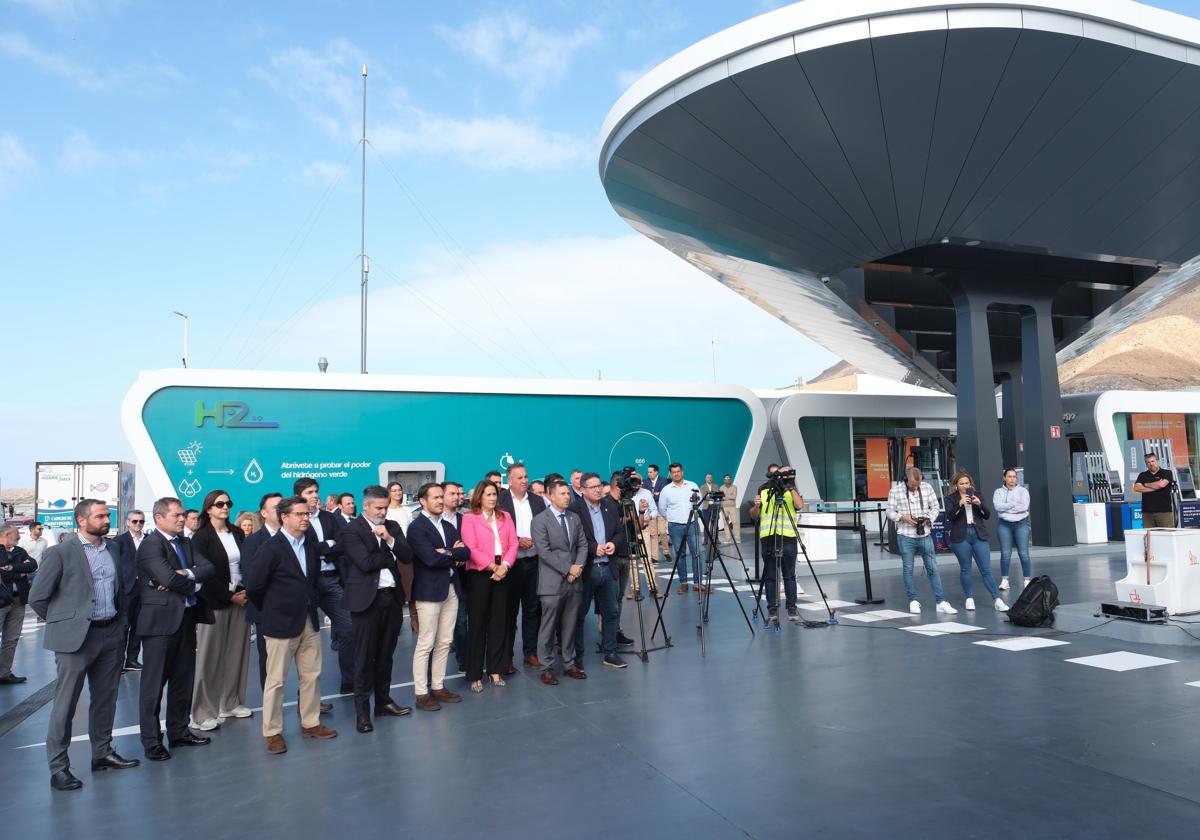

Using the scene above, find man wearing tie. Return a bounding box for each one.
[244,495,337,754]
[408,482,469,711]
[570,474,628,670]
[339,484,414,732]
[294,477,355,694]
[136,497,215,761]
[29,499,139,791]
[644,464,670,564]
[531,481,588,685]
[113,510,147,671]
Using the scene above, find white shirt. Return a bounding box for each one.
[217,530,242,589]
[364,516,397,589]
[484,512,502,555]
[423,510,454,581]
[17,534,47,561]
[386,504,413,534]
[509,492,537,558]
[309,510,336,572]
[633,487,658,519]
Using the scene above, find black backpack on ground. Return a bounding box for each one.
[1007,575,1059,627]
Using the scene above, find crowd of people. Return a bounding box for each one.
[10,460,741,791]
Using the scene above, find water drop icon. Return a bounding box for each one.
[244,458,264,484]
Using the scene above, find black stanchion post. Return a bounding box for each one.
[751,526,761,582]
[854,524,885,605]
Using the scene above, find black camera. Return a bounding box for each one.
[914,517,931,536]
[764,467,796,496]
[706,489,725,503]
[616,466,642,500]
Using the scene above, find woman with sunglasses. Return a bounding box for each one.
[190,489,253,729]
[460,479,517,693]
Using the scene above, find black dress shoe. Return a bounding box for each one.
[339,682,354,695]
[355,713,374,733]
[144,745,171,762]
[168,733,211,747]
[0,673,27,684]
[91,752,140,771]
[616,632,635,646]
[319,702,333,714]
[375,702,412,717]
[50,769,83,790]
[122,660,143,671]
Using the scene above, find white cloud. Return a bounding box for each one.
[372,108,587,171]
[227,235,838,385]
[0,132,37,191]
[256,40,588,172]
[59,127,109,173]
[0,30,185,92]
[435,12,600,101]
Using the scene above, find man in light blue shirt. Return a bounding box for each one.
[657,463,704,593]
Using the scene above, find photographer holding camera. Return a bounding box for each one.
[750,465,804,622]
[886,467,955,615]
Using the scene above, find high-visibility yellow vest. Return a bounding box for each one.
[758,488,798,538]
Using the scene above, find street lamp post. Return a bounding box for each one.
[172,310,189,368]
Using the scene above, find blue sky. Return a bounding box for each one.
[3,0,1199,488]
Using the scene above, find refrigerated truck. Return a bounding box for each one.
[36,461,136,532]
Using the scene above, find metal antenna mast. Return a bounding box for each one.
[359,63,369,374]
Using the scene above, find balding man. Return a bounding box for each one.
[0,524,37,684]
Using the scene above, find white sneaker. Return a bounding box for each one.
[994,598,1009,612]
[192,717,221,731]
[998,577,1009,591]
[220,706,253,719]
[1023,578,1032,589]
[936,601,957,614]
[909,600,921,614]
[964,597,976,611]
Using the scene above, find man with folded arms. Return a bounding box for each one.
[29,500,139,790]
[244,495,336,754]
[407,483,470,710]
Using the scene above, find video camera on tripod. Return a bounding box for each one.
[615,466,642,500]
[762,467,797,497]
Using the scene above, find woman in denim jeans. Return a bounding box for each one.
[944,471,1007,612]
[992,468,1031,592]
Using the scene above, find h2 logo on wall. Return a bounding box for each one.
[194,401,279,429]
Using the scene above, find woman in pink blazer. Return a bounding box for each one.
[460,479,518,693]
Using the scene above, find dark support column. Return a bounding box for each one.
[949,288,1005,517]
[1021,301,1075,546]
[997,365,1024,470]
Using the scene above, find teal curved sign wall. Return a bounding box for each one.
[140,386,755,508]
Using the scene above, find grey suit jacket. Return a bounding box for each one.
[28,538,125,654]
[530,507,588,597]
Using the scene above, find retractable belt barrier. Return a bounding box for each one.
[792,522,885,605]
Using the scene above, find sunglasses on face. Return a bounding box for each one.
[211,501,233,509]
[129,519,144,525]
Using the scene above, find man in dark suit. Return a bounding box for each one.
[0,524,37,684]
[498,463,547,670]
[442,481,469,672]
[29,500,139,791]
[407,482,470,711]
[240,492,282,689]
[339,484,413,732]
[113,509,147,671]
[531,481,589,684]
[294,477,355,694]
[570,473,629,670]
[136,496,215,761]
[244,495,337,754]
[336,492,357,525]
[644,464,670,564]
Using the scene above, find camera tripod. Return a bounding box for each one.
[652,490,756,656]
[619,495,671,661]
[752,486,838,633]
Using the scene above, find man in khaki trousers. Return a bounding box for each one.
[243,495,336,754]
[721,475,740,545]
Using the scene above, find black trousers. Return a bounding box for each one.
[505,555,541,660]
[123,591,141,663]
[254,622,268,690]
[464,570,509,682]
[351,588,403,708]
[139,608,198,748]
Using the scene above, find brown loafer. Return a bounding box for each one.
[523,654,542,668]
[431,688,462,703]
[265,734,287,755]
[415,693,441,712]
[540,670,559,686]
[301,725,337,740]
[564,666,588,680]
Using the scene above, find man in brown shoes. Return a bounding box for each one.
[244,495,337,753]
